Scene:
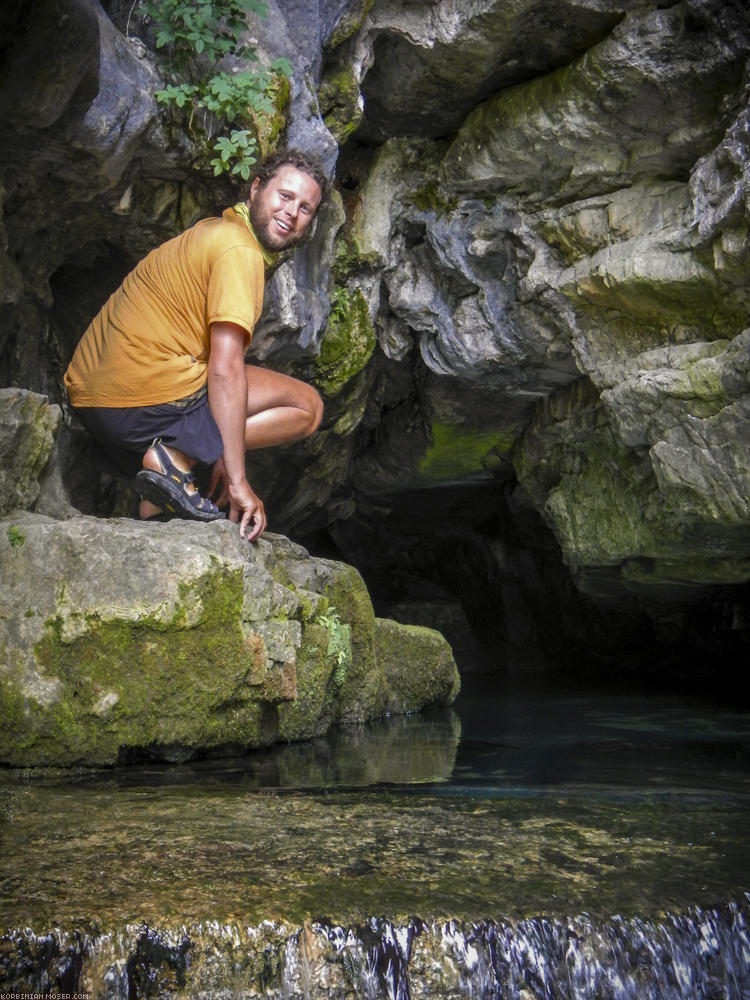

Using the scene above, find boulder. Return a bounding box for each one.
[0,512,459,767]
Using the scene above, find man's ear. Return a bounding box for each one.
[247,178,260,204]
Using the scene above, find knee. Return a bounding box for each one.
[303,384,324,436]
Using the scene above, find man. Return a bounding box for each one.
[64,148,327,541]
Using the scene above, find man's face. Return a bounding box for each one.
[247,165,322,252]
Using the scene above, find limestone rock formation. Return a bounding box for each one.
[0,503,459,767]
[1,0,749,678]
[0,388,61,516]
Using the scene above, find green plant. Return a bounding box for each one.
[210,128,258,179]
[315,609,350,673]
[139,0,292,175]
[329,286,349,325]
[7,525,25,550]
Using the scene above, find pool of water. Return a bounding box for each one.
[1,673,748,931]
[2,673,750,997]
[444,675,750,803]
[89,672,750,804]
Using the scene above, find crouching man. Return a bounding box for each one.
[64,148,327,540]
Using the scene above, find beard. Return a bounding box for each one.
[249,197,308,253]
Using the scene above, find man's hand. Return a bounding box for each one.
[228,479,266,541]
[210,456,265,540]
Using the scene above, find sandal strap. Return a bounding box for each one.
[150,438,193,488]
[142,440,222,519]
[193,494,220,515]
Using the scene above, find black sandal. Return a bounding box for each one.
[135,439,226,522]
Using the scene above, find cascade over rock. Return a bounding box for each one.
[1,0,749,681]
[2,902,749,998]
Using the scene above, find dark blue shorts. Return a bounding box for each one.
[75,389,224,478]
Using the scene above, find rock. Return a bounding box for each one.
[440,3,750,205]
[2,0,750,674]
[1,892,747,996]
[0,512,459,767]
[374,617,461,714]
[0,389,61,516]
[513,364,750,590]
[325,0,630,142]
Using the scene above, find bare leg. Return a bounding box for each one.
[207,365,323,511]
[242,364,323,449]
[138,367,322,519]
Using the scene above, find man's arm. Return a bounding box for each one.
[207,321,266,540]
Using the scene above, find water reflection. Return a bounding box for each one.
[1,674,749,938]
[96,673,750,805]
[107,709,462,790]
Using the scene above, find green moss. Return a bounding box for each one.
[318,67,363,144]
[324,0,375,49]
[0,677,27,733]
[374,618,460,714]
[1,567,271,767]
[277,616,349,741]
[249,72,291,160]
[315,287,375,397]
[409,180,457,217]
[419,424,516,481]
[318,566,387,724]
[332,236,380,283]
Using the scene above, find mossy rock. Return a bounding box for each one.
[1,514,460,768]
[315,287,376,397]
[419,423,516,482]
[318,66,363,145]
[374,618,460,714]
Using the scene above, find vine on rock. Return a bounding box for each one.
[138,0,292,178]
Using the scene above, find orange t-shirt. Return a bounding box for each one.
[64,207,265,407]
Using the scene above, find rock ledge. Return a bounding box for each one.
[0,511,459,767]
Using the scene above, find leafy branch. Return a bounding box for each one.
[138,0,292,176]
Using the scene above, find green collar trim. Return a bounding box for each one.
[232,202,278,268]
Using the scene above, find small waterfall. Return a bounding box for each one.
[1,899,748,998]
[432,903,750,1000]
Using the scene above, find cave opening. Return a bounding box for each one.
[297,478,750,702]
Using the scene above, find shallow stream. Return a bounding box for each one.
[1,674,749,997]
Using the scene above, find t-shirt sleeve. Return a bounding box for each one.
[206,244,265,343]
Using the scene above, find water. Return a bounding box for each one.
[1,674,750,997]
[444,675,750,803]
[82,673,750,803]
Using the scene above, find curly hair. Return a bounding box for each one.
[251,148,330,206]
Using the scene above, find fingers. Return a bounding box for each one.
[242,509,266,541]
[227,483,266,541]
[239,510,265,541]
